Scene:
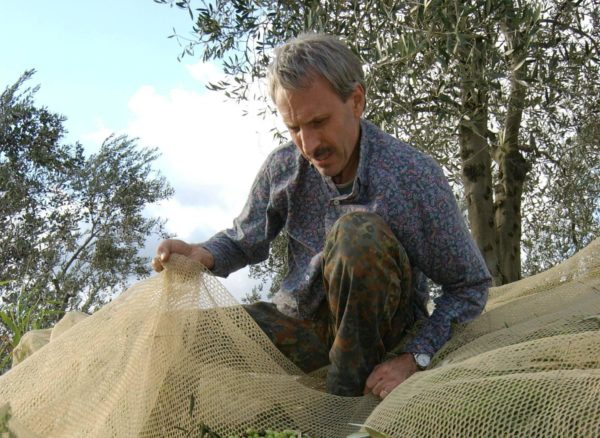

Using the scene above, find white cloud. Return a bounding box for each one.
[117,67,285,302]
[185,61,224,85]
[126,84,280,215]
[144,197,232,241]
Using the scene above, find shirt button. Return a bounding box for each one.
[333,199,340,206]
[305,274,310,281]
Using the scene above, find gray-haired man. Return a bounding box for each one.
[153,33,490,398]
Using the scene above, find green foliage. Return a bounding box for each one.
[175,422,309,438]
[521,112,600,275]
[0,403,15,437]
[158,0,600,284]
[0,280,63,370]
[247,232,288,302]
[0,71,173,372]
[226,429,309,438]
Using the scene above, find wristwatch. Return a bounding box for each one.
[412,353,431,370]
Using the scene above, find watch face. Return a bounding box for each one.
[415,353,431,368]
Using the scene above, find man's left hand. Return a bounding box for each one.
[363,353,418,399]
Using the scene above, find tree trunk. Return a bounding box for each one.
[495,5,533,284]
[460,116,501,285]
[495,69,529,283]
[459,39,502,285]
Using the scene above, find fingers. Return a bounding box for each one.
[371,375,389,398]
[151,239,210,272]
[363,363,382,394]
[151,239,179,272]
[363,364,384,396]
[363,355,418,398]
[151,254,166,272]
[364,377,390,399]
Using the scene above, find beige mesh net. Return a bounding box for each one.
[1,238,599,437]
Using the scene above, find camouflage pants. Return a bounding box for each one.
[244,212,415,396]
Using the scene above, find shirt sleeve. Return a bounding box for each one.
[200,153,286,278]
[401,157,491,357]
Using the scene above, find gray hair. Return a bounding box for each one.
[268,33,365,104]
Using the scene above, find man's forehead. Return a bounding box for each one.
[274,77,337,124]
[277,99,328,128]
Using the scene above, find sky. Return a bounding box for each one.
[0,0,285,300]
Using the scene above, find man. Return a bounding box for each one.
[153,33,490,398]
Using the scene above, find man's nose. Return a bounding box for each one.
[300,128,319,155]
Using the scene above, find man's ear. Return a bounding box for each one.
[351,84,365,118]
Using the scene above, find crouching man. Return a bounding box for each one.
[153,33,490,398]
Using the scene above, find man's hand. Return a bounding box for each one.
[363,353,418,399]
[151,239,215,272]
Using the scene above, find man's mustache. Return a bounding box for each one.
[311,147,333,161]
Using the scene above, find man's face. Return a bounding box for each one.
[275,75,365,185]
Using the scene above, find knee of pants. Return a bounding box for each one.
[325,211,403,262]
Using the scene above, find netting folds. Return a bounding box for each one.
[1,239,599,437]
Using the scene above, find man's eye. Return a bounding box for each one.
[314,117,330,128]
[289,127,300,133]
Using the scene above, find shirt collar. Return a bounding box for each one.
[355,119,373,188]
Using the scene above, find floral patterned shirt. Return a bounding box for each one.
[202,119,491,356]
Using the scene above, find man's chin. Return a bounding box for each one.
[314,165,338,179]
[308,157,329,170]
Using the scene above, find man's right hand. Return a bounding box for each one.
[151,239,215,272]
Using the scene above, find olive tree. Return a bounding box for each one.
[157,0,600,286]
[0,71,173,370]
